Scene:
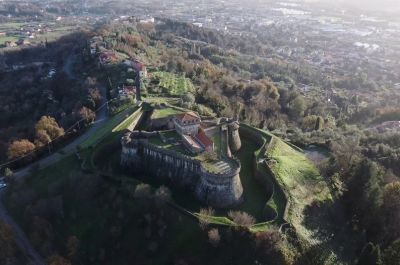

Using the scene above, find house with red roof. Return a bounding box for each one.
[173,111,214,153]
[173,111,201,136]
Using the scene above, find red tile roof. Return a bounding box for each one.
[175,112,200,123]
[196,128,213,148]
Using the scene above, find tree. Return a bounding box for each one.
[134,184,152,199]
[331,137,361,176]
[181,92,195,106]
[35,116,64,140]
[4,168,13,182]
[154,185,171,203]
[78,106,96,124]
[34,129,51,147]
[382,182,400,241]
[357,242,383,265]
[47,255,72,265]
[383,239,400,265]
[344,159,383,241]
[198,207,215,230]
[7,139,36,159]
[66,236,79,261]
[89,88,102,107]
[208,228,221,247]
[288,96,306,119]
[228,211,256,227]
[0,221,17,263]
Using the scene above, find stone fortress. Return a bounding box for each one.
[121,105,244,208]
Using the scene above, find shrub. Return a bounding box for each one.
[198,207,215,230]
[208,228,221,247]
[134,183,152,199]
[228,211,256,227]
[154,185,171,202]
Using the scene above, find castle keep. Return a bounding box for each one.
[120,108,244,208]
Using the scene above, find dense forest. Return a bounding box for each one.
[0,32,102,163]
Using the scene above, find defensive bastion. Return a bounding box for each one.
[121,130,243,208]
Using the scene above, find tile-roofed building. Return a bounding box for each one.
[196,128,214,151]
[174,111,201,136]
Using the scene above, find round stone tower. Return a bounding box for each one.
[195,159,243,208]
[228,120,241,153]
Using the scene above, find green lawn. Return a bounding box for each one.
[112,107,143,132]
[264,132,332,242]
[151,106,185,119]
[80,105,138,148]
[236,139,271,221]
[0,35,19,44]
[152,71,195,96]
[0,22,24,30]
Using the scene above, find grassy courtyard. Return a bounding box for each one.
[151,106,186,119]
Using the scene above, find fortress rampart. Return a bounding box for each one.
[121,131,243,208]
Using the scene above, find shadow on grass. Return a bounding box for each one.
[302,199,361,264]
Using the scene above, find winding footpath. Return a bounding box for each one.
[0,55,110,265]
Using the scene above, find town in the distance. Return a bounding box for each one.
[0,1,400,265]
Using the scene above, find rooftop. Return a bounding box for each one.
[175,111,200,123]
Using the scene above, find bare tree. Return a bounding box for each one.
[208,228,221,247]
[198,207,215,230]
[228,211,256,227]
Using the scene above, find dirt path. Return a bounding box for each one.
[0,192,46,265]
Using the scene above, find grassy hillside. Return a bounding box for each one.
[266,135,332,242]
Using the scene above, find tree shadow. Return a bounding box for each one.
[302,199,362,263]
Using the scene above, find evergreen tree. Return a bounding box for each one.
[357,242,383,265]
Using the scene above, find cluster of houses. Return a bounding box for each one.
[1,23,54,48]
[89,35,148,102]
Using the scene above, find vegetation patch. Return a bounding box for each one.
[80,105,138,148]
[151,71,195,96]
[265,133,332,242]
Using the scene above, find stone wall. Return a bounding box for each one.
[195,161,243,208]
[121,131,243,208]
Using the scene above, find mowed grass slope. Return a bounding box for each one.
[267,137,330,205]
[266,136,332,241]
